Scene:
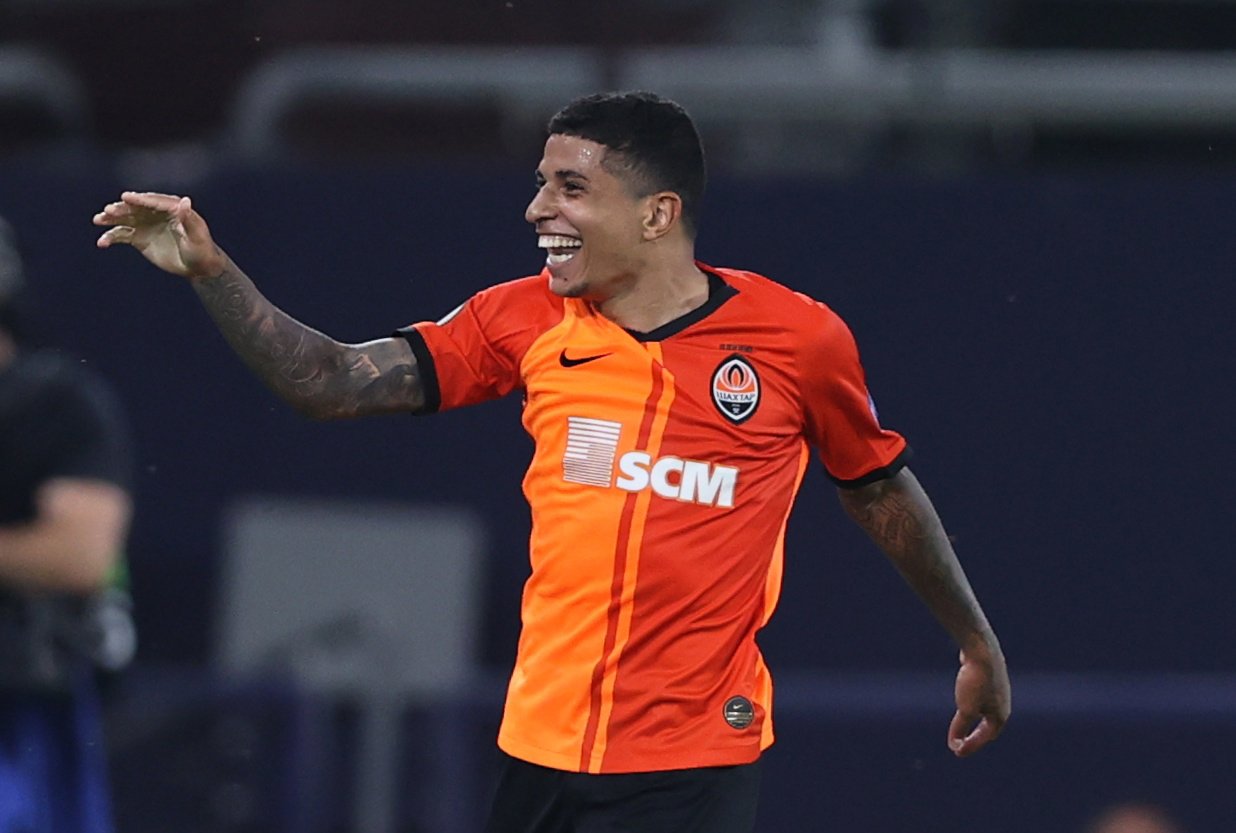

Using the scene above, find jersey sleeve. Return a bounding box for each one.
[799,302,909,487]
[394,276,559,414]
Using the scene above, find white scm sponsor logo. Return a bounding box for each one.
[614,451,738,508]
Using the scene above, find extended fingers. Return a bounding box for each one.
[93,192,187,225]
[93,201,159,228]
[96,226,136,248]
[122,190,189,213]
[92,201,132,226]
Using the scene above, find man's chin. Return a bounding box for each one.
[547,272,588,299]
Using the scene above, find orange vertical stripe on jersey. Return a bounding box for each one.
[762,442,810,628]
[578,347,674,773]
[757,441,810,751]
[589,346,675,773]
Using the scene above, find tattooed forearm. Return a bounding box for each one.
[838,468,996,651]
[191,260,425,419]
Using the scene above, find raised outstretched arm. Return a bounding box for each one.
[94,192,424,419]
[837,466,1011,757]
[189,259,424,419]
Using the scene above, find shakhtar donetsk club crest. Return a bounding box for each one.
[711,355,760,424]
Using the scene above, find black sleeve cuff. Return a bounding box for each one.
[394,327,441,415]
[830,446,913,489]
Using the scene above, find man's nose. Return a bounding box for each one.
[525,187,553,225]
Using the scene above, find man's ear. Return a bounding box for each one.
[642,192,682,241]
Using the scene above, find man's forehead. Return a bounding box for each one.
[538,134,609,174]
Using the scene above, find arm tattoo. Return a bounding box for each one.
[838,468,994,649]
[191,261,425,419]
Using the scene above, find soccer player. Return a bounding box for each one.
[94,91,1010,832]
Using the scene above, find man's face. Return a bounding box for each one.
[526,134,649,301]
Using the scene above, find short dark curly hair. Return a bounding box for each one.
[548,91,707,237]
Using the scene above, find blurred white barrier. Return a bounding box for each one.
[225,46,604,160]
[216,495,485,833]
[220,42,1236,171]
[618,47,1236,128]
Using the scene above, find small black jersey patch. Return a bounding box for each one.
[723,696,755,730]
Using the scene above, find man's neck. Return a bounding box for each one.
[594,257,710,335]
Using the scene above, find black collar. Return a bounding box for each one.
[624,267,737,343]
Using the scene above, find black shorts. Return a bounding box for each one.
[483,752,762,833]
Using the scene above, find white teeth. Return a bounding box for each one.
[539,234,581,266]
[538,234,582,250]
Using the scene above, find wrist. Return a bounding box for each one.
[187,247,229,282]
[960,629,1002,661]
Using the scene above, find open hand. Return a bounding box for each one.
[94,191,225,280]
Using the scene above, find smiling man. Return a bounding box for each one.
[93,91,1009,833]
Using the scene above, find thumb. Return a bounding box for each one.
[169,196,214,253]
[948,709,969,753]
[169,196,193,242]
[175,196,216,249]
[168,196,224,279]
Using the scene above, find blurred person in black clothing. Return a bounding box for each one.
[0,216,135,833]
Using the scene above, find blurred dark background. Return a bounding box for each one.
[2,1,1234,831]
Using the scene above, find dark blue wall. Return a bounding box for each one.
[2,160,1232,678]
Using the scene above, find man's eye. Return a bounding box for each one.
[563,182,584,193]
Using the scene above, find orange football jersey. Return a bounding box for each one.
[398,264,907,774]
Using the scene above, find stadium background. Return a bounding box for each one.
[2,1,1234,831]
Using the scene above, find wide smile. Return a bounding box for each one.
[538,234,582,267]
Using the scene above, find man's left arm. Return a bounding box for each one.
[837,466,1011,757]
